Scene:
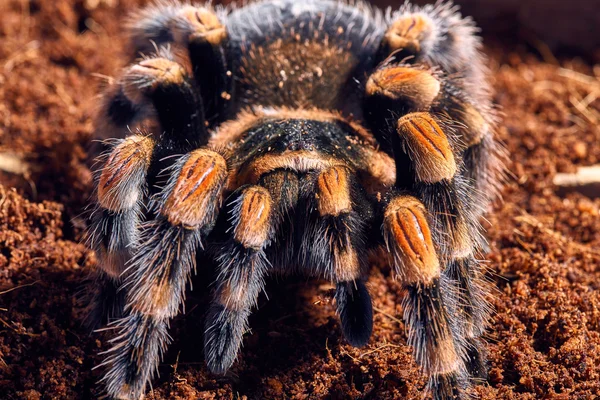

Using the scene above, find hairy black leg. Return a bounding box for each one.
[302,166,374,347]
[204,186,274,374]
[335,280,373,347]
[127,3,231,124]
[88,135,154,327]
[403,109,493,384]
[383,195,467,399]
[377,2,490,103]
[93,47,230,399]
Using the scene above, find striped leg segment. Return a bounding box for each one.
[100,149,228,399]
[384,195,465,398]
[88,135,155,327]
[310,166,373,347]
[204,186,274,374]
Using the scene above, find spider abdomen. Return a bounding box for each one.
[226,0,384,111]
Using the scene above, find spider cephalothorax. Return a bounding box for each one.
[88,1,503,399]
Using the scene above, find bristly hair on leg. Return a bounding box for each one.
[96,312,171,399]
[204,186,273,374]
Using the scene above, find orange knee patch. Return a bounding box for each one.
[162,149,228,228]
[365,67,440,109]
[316,166,352,217]
[98,135,154,212]
[384,196,440,284]
[175,6,227,46]
[123,58,186,103]
[234,186,272,249]
[383,14,433,55]
[397,112,457,182]
[460,103,490,147]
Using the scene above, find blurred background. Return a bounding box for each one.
[374,0,600,57]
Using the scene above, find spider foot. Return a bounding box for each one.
[335,280,373,347]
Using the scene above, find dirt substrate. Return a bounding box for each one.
[1,1,600,399]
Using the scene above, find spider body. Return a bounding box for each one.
[89,1,503,399]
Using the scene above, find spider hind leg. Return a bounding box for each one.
[364,58,498,398]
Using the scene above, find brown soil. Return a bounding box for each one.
[1,1,600,399]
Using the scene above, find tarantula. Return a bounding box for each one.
[88,0,503,398]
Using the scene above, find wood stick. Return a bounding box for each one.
[554,165,600,198]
